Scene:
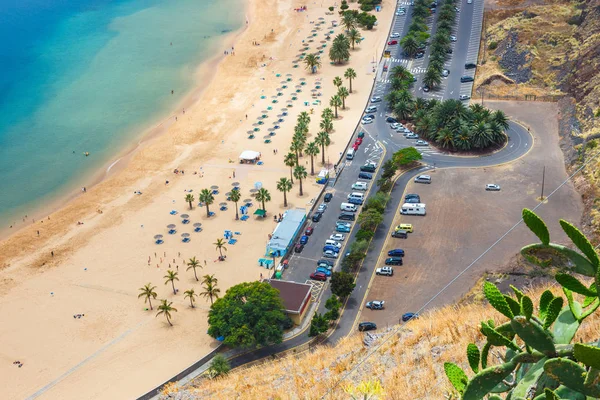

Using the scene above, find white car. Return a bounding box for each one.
[390,33,401,38]
[415,140,429,146]
[390,122,400,129]
[362,118,374,125]
[376,267,393,276]
[459,94,471,100]
[366,300,386,310]
[365,106,378,113]
[329,233,346,241]
[450,35,457,42]
[317,203,327,212]
[467,0,472,3]
[323,250,339,259]
[442,69,450,77]
[325,240,342,249]
[370,96,382,103]
[486,184,501,191]
[396,10,405,15]
[352,182,368,191]
[406,133,419,139]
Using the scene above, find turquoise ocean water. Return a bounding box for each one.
[0,0,244,227]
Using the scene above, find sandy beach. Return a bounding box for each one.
[0,0,393,398]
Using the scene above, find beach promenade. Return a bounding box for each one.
[0,0,394,398]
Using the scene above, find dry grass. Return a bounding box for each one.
[161,282,600,399]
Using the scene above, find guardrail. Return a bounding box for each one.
[474,93,563,103]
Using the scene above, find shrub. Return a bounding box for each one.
[488,41,498,50]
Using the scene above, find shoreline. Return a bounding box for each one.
[0,10,249,242]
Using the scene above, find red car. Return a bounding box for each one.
[388,40,398,45]
[310,272,327,281]
[355,138,363,145]
[352,143,359,151]
[305,226,314,236]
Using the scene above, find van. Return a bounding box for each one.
[338,212,356,221]
[340,202,358,212]
[414,175,431,184]
[346,148,355,160]
[392,230,408,238]
[397,223,413,233]
[400,203,426,216]
[347,192,365,201]
[352,182,368,191]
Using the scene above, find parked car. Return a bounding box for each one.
[338,212,355,221]
[324,240,342,249]
[300,235,309,245]
[329,233,345,241]
[352,143,359,151]
[414,175,431,184]
[415,140,429,146]
[317,259,334,268]
[442,69,450,77]
[449,35,457,42]
[336,224,351,233]
[465,62,477,69]
[423,85,430,92]
[358,172,373,180]
[317,262,333,271]
[305,227,314,236]
[386,116,398,124]
[312,212,322,222]
[370,96,382,103]
[467,0,472,4]
[390,122,400,129]
[390,32,401,38]
[323,249,339,259]
[388,249,405,257]
[294,243,304,253]
[358,322,377,331]
[336,222,351,228]
[397,223,413,233]
[396,10,406,16]
[360,163,377,172]
[388,40,399,45]
[486,184,501,191]
[406,133,419,139]
[402,312,419,322]
[415,51,425,59]
[385,257,403,266]
[357,131,365,139]
[459,94,471,100]
[355,137,363,145]
[392,230,408,238]
[365,106,378,113]
[317,203,327,213]
[352,182,368,191]
[324,192,333,202]
[405,194,420,202]
[323,244,339,253]
[366,300,385,310]
[447,47,453,54]
[361,117,374,125]
[310,272,327,281]
[316,267,332,276]
[460,76,474,83]
[376,267,393,276]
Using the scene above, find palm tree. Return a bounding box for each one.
[293,165,308,196]
[400,35,419,57]
[164,270,179,295]
[276,177,293,207]
[156,299,177,326]
[184,289,197,308]
[185,193,195,209]
[329,95,342,118]
[394,100,413,121]
[214,238,227,258]
[304,53,321,74]
[491,110,510,131]
[346,28,361,50]
[329,35,350,64]
[316,131,331,165]
[337,87,349,109]
[342,13,357,32]
[290,137,304,164]
[320,117,333,134]
[305,141,320,175]
[344,68,356,93]
[229,189,241,220]
[283,152,296,183]
[298,111,311,126]
[333,76,343,88]
[138,283,157,310]
[186,256,202,281]
[471,121,493,148]
[423,68,442,89]
[255,188,271,212]
[321,107,334,121]
[391,65,412,81]
[199,189,214,217]
[437,128,455,149]
[200,274,221,305]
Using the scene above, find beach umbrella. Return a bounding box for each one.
[249,188,258,194]
[286,73,292,76]
[167,224,176,229]
[225,192,232,197]
[263,135,271,139]
[299,77,306,81]
[243,199,252,203]
[247,130,255,135]
[252,122,260,126]
[180,214,189,219]
[232,182,240,187]
[193,222,202,227]
[267,127,275,132]
[257,121,264,125]
[181,233,190,238]
[210,185,219,190]
[219,202,228,206]
[154,234,164,239]
[254,182,263,189]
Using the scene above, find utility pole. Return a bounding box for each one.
[540,165,546,201]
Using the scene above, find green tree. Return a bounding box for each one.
[437,128,455,149]
[201,274,220,305]
[208,354,230,378]
[255,187,271,212]
[324,295,342,321]
[164,270,179,295]
[344,68,357,93]
[229,189,241,220]
[391,65,413,81]
[184,288,197,308]
[138,283,157,310]
[156,299,177,326]
[308,313,330,337]
[423,67,442,88]
[342,12,357,31]
[305,141,320,175]
[330,95,342,118]
[338,87,349,109]
[214,238,227,258]
[330,271,356,298]
[283,152,296,183]
[491,109,510,131]
[333,76,343,88]
[199,188,215,217]
[293,165,308,196]
[316,131,331,165]
[329,35,350,64]
[290,137,304,165]
[320,117,333,134]
[394,100,413,121]
[365,192,390,214]
[400,35,420,57]
[276,177,293,207]
[298,111,311,126]
[186,256,202,281]
[207,281,288,347]
[303,53,321,74]
[185,193,195,210]
[357,208,384,231]
[392,147,422,167]
[347,28,362,49]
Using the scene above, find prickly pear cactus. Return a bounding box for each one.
[444,210,600,399]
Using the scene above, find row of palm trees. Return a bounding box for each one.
[184,186,272,220]
[138,257,222,326]
[399,0,432,58]
[423,0,458,90]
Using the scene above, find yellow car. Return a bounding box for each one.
[396,223,413,233]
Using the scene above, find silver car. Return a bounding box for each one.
[406,133,419,139]
[486,184,501,191]
[415,140,429,146]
